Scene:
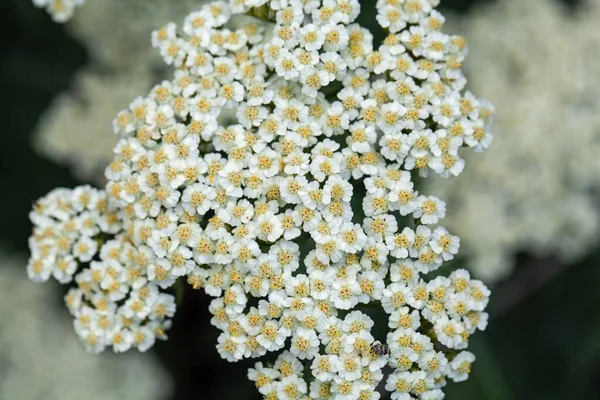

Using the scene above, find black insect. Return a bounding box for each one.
[371,341,390,357]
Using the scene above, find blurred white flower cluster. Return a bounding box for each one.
[35,69,152,182]
[34,0,204,183]
[1,251,172,400]
[425,0,600,282]
[67,0,202,69]
[32,0,85,22]
[27,0,494,398]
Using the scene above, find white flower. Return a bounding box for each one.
[337,352,364,381]
[346,121,375,153]
[257,319,287,351]
[434,315,465,349]
[381,282,411,314]
[386,227,415,259]
[311,354,339,381]
[380,133,410,163]
[274,49,300,80]
[389,346,418,371]
[406,279,429,310]
[468,280,491,311]
[73,236,98,262]
[336,222,366,254]
[364,214,398,241]
[300,67,330,98]
[306,265,331,296]
[290,328,320,360]
[448,351,476,382]
[341,310,374,334]
[256,212,284,243]
[378,5,408,32]
[389,306,421,330]
[320,52,347,81]
[299,24,326,51]
[217,332,246,362]
[385,371,414,400]
[27,256,53,283]
[356,270,385,303]
[378,102,406,134]
[464,120,494,152]
[277,375,308,400]
[431,153,465,178]
[330,278,361,310]
[321,23,349,51]
[223,284,247,316]
[413,195,446,224]
[430,227,460,261]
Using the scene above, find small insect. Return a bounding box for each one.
[370,341,390,357]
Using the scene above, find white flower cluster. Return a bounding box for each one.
[247,266,488,399]
[28,186,176,352]
[28,0,493,398]
[425,0,600,282]
[32,0,85,23]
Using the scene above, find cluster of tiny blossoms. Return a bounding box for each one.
[425,0,600,282]
[27,0,493,398]
[28,187,176,352]
[32,0,85,22]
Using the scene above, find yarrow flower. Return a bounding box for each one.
[32,0,85,22]
[27,0,494,398]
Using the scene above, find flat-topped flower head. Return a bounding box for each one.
[28,0,493,398]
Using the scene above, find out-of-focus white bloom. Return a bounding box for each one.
[68,0,201,68]
[32,0,85,23]
[426,0,600,282]
[35,69,152,183]
[0,252,172,400]
[34,0,204,183]
[28,0,494,398]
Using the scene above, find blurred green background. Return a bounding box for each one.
[1,0,599,399]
